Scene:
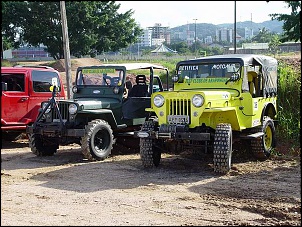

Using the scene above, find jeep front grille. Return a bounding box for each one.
[51,102,70,120]
[167,98,191,116]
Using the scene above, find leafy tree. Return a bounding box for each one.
[251,27,273,43]
[269,1,301,42]
[269,34,281,57]
[1,1,142,59]
[168,41,190,55]
[1,1,28,49]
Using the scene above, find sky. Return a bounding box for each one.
[116,1,291,28]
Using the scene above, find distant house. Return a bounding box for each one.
[227,42,269,54]
[278,42,301,52]
[12,46,49,58]
[208,43,224,49]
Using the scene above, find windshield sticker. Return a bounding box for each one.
[179,65,199,71]
[212,64,237,70]
[82,68,115,74]
[186,78,228,83]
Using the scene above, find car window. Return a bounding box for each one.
[77,68,124,86]
[32,70,62,92]
[1,73,25,92]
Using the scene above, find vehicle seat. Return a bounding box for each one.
[128,75,148,97]
[248,71,257,97]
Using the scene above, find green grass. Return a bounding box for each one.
[276,60,300,149]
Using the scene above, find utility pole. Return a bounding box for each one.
[60,1,72,99]
[193,19,198,57]
[234,1,237,54]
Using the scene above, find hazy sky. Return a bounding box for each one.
[117,1,291,28]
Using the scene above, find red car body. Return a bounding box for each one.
[1,66,65,138]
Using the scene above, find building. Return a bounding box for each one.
[138,29,152,47]
[244,27,254,40]
[204,36,213,44]
[147,23,171,45]
[12,46,49,58]
[216,28,233,43]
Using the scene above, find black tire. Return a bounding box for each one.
[28,133,58,156]
[81,119,114,161]
[213,123,233,174]
[140,121,161,168]
[250,116,276,160]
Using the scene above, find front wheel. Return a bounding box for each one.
[251,116,276,160]
[81,119,114,161]
[213,123,232,174]
[140,121,161,168]
[28,133,58,156]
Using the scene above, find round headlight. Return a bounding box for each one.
[153,94,165,107]
[69,103,78,114]
[192,94,204,107]
[42,102,51,113]
[72,86,78,93]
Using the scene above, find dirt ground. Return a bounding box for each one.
[1,136,301,226]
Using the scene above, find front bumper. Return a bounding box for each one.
[134,130,210,141]
[26,124,85,137]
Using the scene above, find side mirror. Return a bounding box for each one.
[172,75,185,83]
[2,82,8,91]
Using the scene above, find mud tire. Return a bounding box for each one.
[28,133,58,156]
[250,116,276,160]
[213,123,233,174]
[81,119,114,161]
[140,121,161,168]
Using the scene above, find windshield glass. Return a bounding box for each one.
[76,68,124,86]
[32,70,62,92]
[177,62,241,79]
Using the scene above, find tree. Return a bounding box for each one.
[269,1,301,42]
[269,34,281,57]
[1,1,142,59]
[251,27,273,43]
[1,1,29,49]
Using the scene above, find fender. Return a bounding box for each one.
[78,109,121,130]
[261,102,277,121]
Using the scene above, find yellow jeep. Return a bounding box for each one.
[135,54,278,174]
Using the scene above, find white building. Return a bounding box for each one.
[138,29,152,47]
[244,27,254,40]
[216,28,233,43]
[204,36,213,44]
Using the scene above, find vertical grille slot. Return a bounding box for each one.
[51,103,70,120]
[168,99,191,116]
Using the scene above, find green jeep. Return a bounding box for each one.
[135,54,278,174]
[26,63,169,161]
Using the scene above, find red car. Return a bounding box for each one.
[1,65,66,140]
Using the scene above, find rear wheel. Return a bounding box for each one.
[81,119,114,161]
[140,121,161,168]
[251,117,276,160]
[213,123,232,174]
[28,133,58,156]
